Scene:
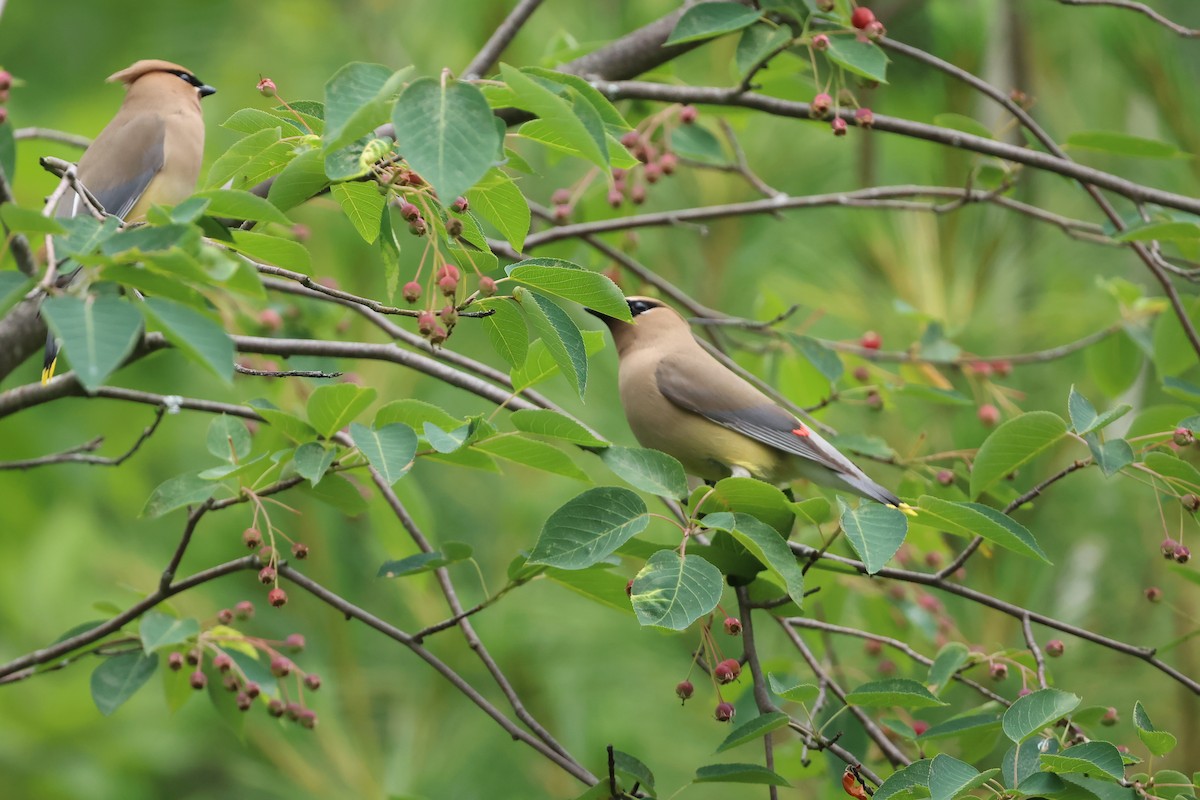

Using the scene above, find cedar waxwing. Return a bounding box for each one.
[43,59,215,383]
[592,297,900,505]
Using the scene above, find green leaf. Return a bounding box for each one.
[350,422,417,485]
[392,76,499,203]
[1041,741,1125,782]
[378,545,472,578]
[477,296,528,368]
[323,62,409,152]
[528,487,649,569]
[1144,451,1200,494]
[717,712,790,753]
[194,189,291,226]
[302,472,368,516]
[612,750,655,792]
[932,113,993,139]
[928,755,990,800]
[666,2,762,44]
[735,23,791,77]
[424,420,472,453]
[792,335,843,383]
[846,679,948,709]
[206,416,251,462]
[139,611,199,654]
[140,297,234,382]
[267,147,329,211]
[1068,385,1098,433]
[970,411,1068,499]
[702,512,805,608]
[1133,701,1177,756]
[790,497,832,526]
[693,763,789,787]
[227,229,311,271]
[926,642,970,695]
[874,760,932,800]
[514,287,588,398]
[510,409,607,447]
[545,564,636,616]
[41,295,143,392]
[1116,220,1200,242]
[1087,434,1134,477]
[223,107,296,135]
[599,446,688,499]
[0,203,65,235]
[142,472,219,518]
[916,496,1049,562]
[826,36,889,83]
[91,652,158,716]
[502,63,607,169]
[1002,688,1081,742]
[375,398,461,430]
[693,477,795,536]
[507,257,630,320]
[307,383,378,438]
[920,713,1001,742]
[474,433,589,480]
[767,673,819,704]
[1066,131,1188,160]
[0,271,32,315]
[206,127,282,189]
[669,124,729,166]
[631,550,723,630]
[1153,297,1200,377]
[466,167,530,252]
[839,498,908,574]
[330,182,386,243]
[294,442,335,485]
[250,404,319,442]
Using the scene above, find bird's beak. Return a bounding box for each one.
[198,84,217,98]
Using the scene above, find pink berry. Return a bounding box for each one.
[864,19,886,39]
[452,196,469,213]
[864,639,883,657]
[831,117,848,136]
[243,528,262,549]
[853,365,870,382]
[258,565,276,584]
[168,652,184,671]
[268,587,288,607]
[810,92,833,118]
[714,658,741,684]
[429,324,448,345]
[258,308,283,331]
[285,633,306,652]
[551,188,571,205]
[479,276,497,296]
[812,34,830,51]
[1044,639,1064,657]
[936,469,954,486]
[236,692,253,711]
[723,617,742,636]
[630,185,646,205]
[990,663,1009,681]
[994,360,1012,377]
[234,600,254,619]
[213,653,233,672]
[0,71,12,91]
[245,681,261,698]
[304,673,321,691]
[1174,427,1195,447]
[1174,544,1191,563]
[417,310,436,335]
[438,275,458,296]
[553,204,570,223]
[291,542,309,559]
[607,188,623,208]
[217,608,234,625]
[189,670,207,690]
[440,305,459,326]
[643,163,663,184]
[1161,538,1181,558]
[911,720,929,736]
[399,202,421,221]
[977,404,1000,427]
[854,107,874,127]
[256,77,277,97]
[620,130,641,148]
[1017,688,1032,697]
[267,698,285,717]
[714,701,735,722]
[679,106,697,124]
[851,7,876,29]
[270,656,293,677]
[659,153,678,174]
[1101,707,1118,726]
[1145,586,1163,603]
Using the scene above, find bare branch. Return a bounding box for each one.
[1022,613,1050,690]
[1054,0,1199,36]
[13,127,91,148]
[0,406,165,470]
[463,0,546,79]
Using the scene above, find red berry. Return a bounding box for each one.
[285,633,306,652]
[1045,639,1064,657]
[810,92,833,118]
[854,107,874,127]
[452,196,469,213]
[860,331,882,349]
[189,670,207,690]
[258,565,277,584]
[291,542,309,559]
[399,202,421,221]
[994,360,1012,377]
[256,77,277,97]
[304,673,321,691]
[714,701,735,722]
[911,720,929,736]
[620,130,641,148]
[217,608,234,625]
[864,639,883,658]
[168,652,184,671]
[831,117,848,136]
[1145,586,1163,603]
[236,692,253,711]
[812,34,830,51]
[851,7,876,29]
[625,579,634,597]
[607,188,623,208]
[675,680,694,701]
[723,617,742,636]
[878,659,896,676]
[679,105,697,124]
[916,593,941,613]
[551,188,571,205]
[268,587,288,607]
[243,528,262,549]
[417,310,437,335]
[479,276,497,296]
[977,404,1000,427]
[971,361,993,377]
[408,219,427,237]
[1174,544,1191,563]
[714,658,741,684]
[659,153,678,175]
[270,656,293,677]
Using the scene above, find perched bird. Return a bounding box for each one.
[43,59,216,383]
[591,297,900,505]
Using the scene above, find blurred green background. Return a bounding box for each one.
[2,0,1199,797]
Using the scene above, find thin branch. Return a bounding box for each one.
[1054,0,1199,36]
[1022,614,1049,690]
[463,0,546,79]
[277,564,597,786]
[13,127,91,148]
[735,587,781,800]
[824,322,1124,366]
[0,406,165,470]
[235,363,341,379]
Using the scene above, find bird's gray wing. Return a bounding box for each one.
[61,113,165,220]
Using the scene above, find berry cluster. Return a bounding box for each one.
[0,69,13,125]
[548,104,696,222]
[801,6,886,135]
[242,522,310,609]
[672,613,744,723]
[166,600,321,728]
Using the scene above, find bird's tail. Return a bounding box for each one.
[838,471,902,507]
[42,331,59,385]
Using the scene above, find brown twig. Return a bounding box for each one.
[1054,0,1199,36]
[0,406,165,470]
[463,0,546,79]
[1022,613,1049,690]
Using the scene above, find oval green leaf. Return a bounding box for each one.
[42,295,143,392]
[631,550,722,630]
[970,411,1068,499]
[839,498,908,574]
[350,421,417,485]
[507,258,630,321]
[599,445,688,499]
[666,2,762,45]
[528,487,649,569]
[916,496,1049,562]
[845,678,948,709]
[91,652,158,716]
[1002,688,1080,743]
[716,712,790,753]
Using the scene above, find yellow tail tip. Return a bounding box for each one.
[889,502,918,517]
[41,358,57,385]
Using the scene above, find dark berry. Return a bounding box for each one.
[714,658,741,684]
[236,692,253,711]
[268,587,288,607]
[244,681,261,699]
[217,608,234,625]
[445,218,464,237]
[168,652,184,671]
[408,219,427,237]
[1045,639,1064,657]
[304,673,321,691]
[679,105,697,124]
[1174,544,1191,564]
[990,663,1008,681]
[270,656,293,677]
[258,565,277,584]
[213,653,233,672]
[243,527,262,549]
[675,680,694,702]
[810,92,833,118]
[291,542,309,560]
[723,617,742,636]
[298,709,318,729]
[1145,586,1163,603]
[267,698,286,717]
[714,701,735,722]
[189,670,207,690]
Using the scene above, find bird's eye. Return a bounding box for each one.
[171,70,202,88]
[628,300,657,316]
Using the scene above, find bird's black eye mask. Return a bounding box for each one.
[627,299,661,317]
[169,69,217,97]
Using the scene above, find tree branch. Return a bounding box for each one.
[463,0,546,79]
